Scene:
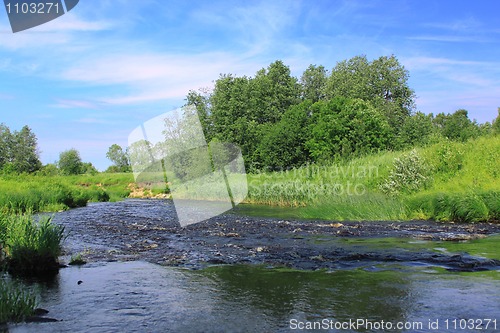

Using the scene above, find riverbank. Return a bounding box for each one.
[1,135,498,222]
[246,135,500,223]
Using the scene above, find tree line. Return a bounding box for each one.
[2,55,500,175]
[185,55,499,171]
[0,124,98,175]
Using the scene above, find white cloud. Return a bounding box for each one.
[60,51,267,105]
[0,13,112,50]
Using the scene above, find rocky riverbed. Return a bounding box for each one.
[53,199,500,272]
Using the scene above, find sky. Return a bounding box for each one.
[0,0,499,170]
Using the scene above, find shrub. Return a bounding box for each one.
[380,150,431,195]
[429,140,464,177]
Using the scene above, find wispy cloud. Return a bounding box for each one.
[0,14,112,50]
[52,99,100,109]
[408,35,490,43]
[423,18,483,32]
[60,51,266,105]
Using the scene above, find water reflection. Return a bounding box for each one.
[7,261,500,333]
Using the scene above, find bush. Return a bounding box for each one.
[380,150,431,195]
[428,140,464,177]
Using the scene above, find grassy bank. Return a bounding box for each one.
[246,135,500,222]
[0,212,65,323]
[0,173,134,213]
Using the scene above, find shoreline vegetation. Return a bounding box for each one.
[0,134,498,222]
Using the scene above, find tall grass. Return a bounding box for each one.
[300,193,408,221]
[0,279,37,324]
[1,213,65,275]
[0,173,134,213]
[245,135,500,222]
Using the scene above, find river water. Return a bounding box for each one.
[5,200,500,332]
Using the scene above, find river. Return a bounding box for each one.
[5,200,500,332]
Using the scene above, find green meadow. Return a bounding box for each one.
[246,135,500,222]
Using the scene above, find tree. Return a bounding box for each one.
[185,88,213,140]
[493,107,500,135]
[251,60,301,124]
[306,98,392,161]
[58,149,83,175]
[10,126,42,173]
[300,64,328,102]
[433,109,479,142]
[106,144,130,172]
[0,124,41,173]
[0,123,13,169]
[398,112,435,148]
[258,100,313,170]
[325,55,415,129]
[81,162,99,175]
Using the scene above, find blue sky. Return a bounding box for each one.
[0,0,499,170]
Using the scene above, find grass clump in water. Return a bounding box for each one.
[2,213,65,275]
[68,253,86,266]
[0,279,37,324]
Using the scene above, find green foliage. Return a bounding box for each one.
[37,163,59,176]
[246,135,499,222]
[0,280,37,324]
[0,173,124,213]
[306,98,392,161]
[69,253,87,266]
[425,140,464,179]
[258,100,313,170]
[106,144,130,173]
[301,194,407,221]
[300,64,328,102]
[81,162,99,175]
[58,148,84,175]
[433,109,480,142]
[4,214,65,275]
[493,107,500,135]
[325,55,415,129]
[478,191,500,220]
[398,112,436,148]
[0,124,41,174]
[406,192,491,223]
[380,150,431,195]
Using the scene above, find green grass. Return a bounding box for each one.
[68,253,87,266]
[300,193,408,221]
[245,135,500,222]
[0,173,135,213]
[0,279,37,324]
[1,213,65,275]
